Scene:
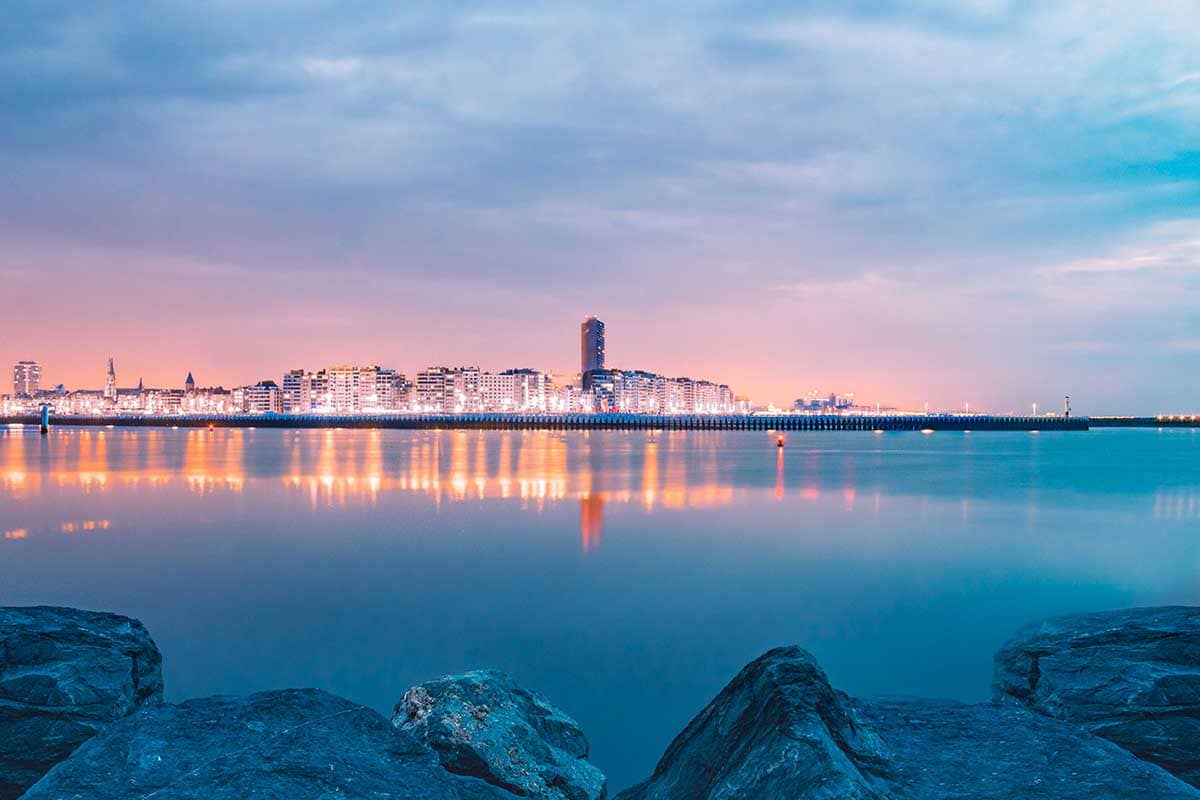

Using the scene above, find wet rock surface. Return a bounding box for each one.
[618,645,1200,800]
[859,699,1200,799]
[22,689,513,800]
[0,606,162,800]
[12,603,1200,800]
[994,606,1200,786]
[616,646,893,800]
[394,669,606,800]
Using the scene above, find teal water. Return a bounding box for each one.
[1,426,1197,789]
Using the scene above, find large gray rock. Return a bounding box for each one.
[994,606,1200,786]
[0,606,163,800]
[23,688,514,800]
[619,645,1200,800]
[858,699,1200,800]
[394,669,606,800]
[617,646,893,800]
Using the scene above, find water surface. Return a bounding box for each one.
[1,426,1197,789]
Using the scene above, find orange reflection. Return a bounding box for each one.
[775,449,784,501]
[581,493,604,554]
[3,429,760,552]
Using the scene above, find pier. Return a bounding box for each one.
[0,412,1088,432]
[1090,416,1200,428]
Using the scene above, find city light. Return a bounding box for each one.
[1,317,942,421]
[2,318,752,418]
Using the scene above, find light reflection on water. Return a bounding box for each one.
[0,425,1198,789]
[1,428,746,552]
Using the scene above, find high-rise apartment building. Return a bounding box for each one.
[12,361,41,396]
[613,370,666,414]
[282,369,312,413]
[416,367,451,412]
[581,316,605,375]
[372,369,399,411]
[450,367,481,411]
[504,368,546,411]
[326,365,362,413]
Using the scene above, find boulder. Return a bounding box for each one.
[0,605,163,800]
[993,606,1200,786]
[858,699,1200,800]
[616,646,893,800]
[619,645,1200,800]
[394,669,606,800]
[22,688,514,800]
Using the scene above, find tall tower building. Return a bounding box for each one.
[104,357,117,402]
[581,316,605,375]
[185,372,196,394]
[12,361,41,396]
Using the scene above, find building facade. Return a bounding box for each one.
[282,369,312,413]
[581,316,605,376]
[104,357,117,403]
[12,361,40,397]
[415,367,452,412]
[243,380,283,414]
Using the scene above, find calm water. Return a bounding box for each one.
[1,425,1198,788]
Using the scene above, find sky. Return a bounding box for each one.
[2,0,1198,413]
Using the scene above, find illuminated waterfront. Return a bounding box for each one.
[2,426,1199,789]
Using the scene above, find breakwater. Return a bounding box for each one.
[1090,416,1200,428]
[1,412,1087,432]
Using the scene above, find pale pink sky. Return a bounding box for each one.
[3,2,1199,414]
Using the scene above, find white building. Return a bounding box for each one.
[613,370,666,414]
[415,367,451,412]
[505,369,547,411]
[282,369,312,413]
[244,381,283,414]
[12,361,40,397]
[326,365,363,413]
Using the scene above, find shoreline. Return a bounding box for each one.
[1,412,1095,432]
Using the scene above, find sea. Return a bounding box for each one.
[1,425,1197,790]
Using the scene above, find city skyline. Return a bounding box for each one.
[2,3,1198,413]
[3,316,748,416]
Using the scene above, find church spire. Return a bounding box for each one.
[104,357,116,402]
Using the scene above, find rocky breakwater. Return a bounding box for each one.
[395,669,606,800]
[21,688,521,800]
[619,641,1200,799]
[994,605,1200,788]
[0,606,163,800]
[2,604,605,800]
[7,603,1200,799]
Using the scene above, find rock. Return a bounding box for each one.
[616,646,893,800]
[23,688,515,800]
[857,699,1200,800]
[993,606,1200,787]
[619,645,1200,800]
[0,605,163,800]
[394,669,606,800]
